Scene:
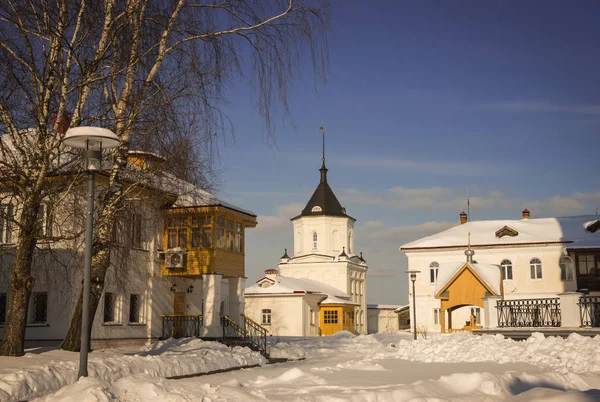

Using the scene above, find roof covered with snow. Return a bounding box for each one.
[434,262,502,295]
[401,215,600,250]
[246,275,349,300]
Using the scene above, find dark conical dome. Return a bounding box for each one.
[299,160,348,217]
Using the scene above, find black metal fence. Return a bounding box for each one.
[579,295,600,327]
[161,315,202,338]
[497,298,561,327]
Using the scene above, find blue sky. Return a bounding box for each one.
[213,1,599,304]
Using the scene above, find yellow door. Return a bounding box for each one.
[173,292,186,337]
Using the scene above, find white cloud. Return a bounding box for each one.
[255,203,304,231]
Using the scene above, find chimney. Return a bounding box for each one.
[522,209,530,219]
[51,113,72,134]
[460,211,468,225]
[264,269,278,282]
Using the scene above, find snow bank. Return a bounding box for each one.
[268,342,306,360]
[0,338,265,402]
[392,332,600,374]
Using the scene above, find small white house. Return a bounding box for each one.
[367,304,409,333]
[400,210,600,333]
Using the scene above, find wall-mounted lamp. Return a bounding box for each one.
[170,283,177,293]
[187,285,194,294]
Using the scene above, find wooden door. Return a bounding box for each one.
[173,292,186,337]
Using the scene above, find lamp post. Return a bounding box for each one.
[406,270,420,340]
[64,127,120,378]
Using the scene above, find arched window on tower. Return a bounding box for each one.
[312,232,318,250]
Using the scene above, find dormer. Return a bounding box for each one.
[495,226,519,238]
[586,220,600,233]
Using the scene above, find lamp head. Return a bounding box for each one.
[64,127,120,171]
[406,270,420,281]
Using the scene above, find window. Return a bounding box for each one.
[530,258,543,279]
[261,309,271,325]
[323,310,338,324]
[226,219,234,250]
[235,222,243,252]
[191,215,212,248]
[473,308,481,325]
[0,203,14,243]
[103,292,117,323]
[312,232,318,250]
[433,308,440,325]
[429,262,439,283]
[36,203,53,238]
[129,294,140,323]
[0,293,6,326]
[131,213,142,248]
[577,255,599,276]
[501,259,513,280]
[560,256,574,281]
[167,216,188,249]
[30,292,48,324]
[216,217,225,248]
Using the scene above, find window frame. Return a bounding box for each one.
[129,294,141,324]
[500,259,513,280]
[29,292,48,325]
[433,308,440,325]
[0,292,6,326]
[103,292,119,324]
[429,261,439,284]
[323,309,338,324]
[261,308,272,325]
[530,258,543,280]
[560,256,574,281]
[312,231,318,250]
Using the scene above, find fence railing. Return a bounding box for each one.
[497,298,561,327]
[579,295,600,327]
[161,315,202,339]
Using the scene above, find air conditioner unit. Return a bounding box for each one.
[165,250,186,269]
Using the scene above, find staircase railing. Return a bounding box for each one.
[220,314,269,358]
[241,313,268,356]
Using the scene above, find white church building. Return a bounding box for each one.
[400,210,600,334]
[245,154,369,336]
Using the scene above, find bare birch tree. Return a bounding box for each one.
[0,0,329,355]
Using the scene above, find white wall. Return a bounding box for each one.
[292,215,355,257]
[245,294,321,336]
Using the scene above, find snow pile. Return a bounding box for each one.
[268,342,306,360]
[393,332,600,373]
[0,338,265,402]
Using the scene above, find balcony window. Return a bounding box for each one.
[235,222,243,252]
[167,217,188,249]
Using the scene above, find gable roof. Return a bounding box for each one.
[245,275,349,299]
[434,262,501,296]
[495,225,518,238]
[401,215,600,250]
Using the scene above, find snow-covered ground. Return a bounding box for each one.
[2,331,600,401]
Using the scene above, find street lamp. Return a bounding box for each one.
[406,270,420,340]
[64,127,120,378]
